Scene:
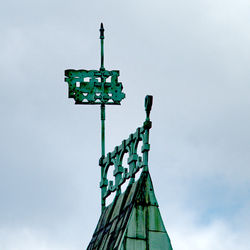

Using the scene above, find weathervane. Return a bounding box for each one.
[65,24,153,212]
[65,23,125,161]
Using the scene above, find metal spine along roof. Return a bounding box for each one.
[87,172,173,250]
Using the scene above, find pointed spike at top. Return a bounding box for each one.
[100,23,105,70]
[145,95,153,120]
[100,23,104,39]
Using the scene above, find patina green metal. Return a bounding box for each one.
[100,23,105,71]
[99,95,153,211]
[87,170,173,250]
[64,69,125,105]
[65,23,125,106]
[64,25,173,250]
[64,24,125,209]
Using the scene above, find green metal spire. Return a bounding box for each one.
[64,24,125,210]
[64,25,153,212]
[99,23,105,159]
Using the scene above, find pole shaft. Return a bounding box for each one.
[101,39,104,70]
[100,23,105,211]
[101,104,105,157]
[101,104,105,211]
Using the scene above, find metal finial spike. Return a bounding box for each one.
[100,23,105,70]
[100,23,104,39]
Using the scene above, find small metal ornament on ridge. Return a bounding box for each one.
[64,24,153,212]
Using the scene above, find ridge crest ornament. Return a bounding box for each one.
[64,24,173,250]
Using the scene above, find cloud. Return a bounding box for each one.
[0,0,249,249]
[0,227,75,250]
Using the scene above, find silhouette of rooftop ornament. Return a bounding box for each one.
[64,24,173,250]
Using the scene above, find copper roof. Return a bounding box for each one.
[87,172,172,250]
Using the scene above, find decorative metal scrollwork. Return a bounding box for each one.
[99,95,153,208]
[65,69,125,105]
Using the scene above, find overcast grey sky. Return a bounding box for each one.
[0,0,250,249]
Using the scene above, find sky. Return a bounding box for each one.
[0,0,250,249]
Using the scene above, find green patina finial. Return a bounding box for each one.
[64,24,126,211]
[100,23,105,71]
[64,25,153,212]
[100,23,104,38]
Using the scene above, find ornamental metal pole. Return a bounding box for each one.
[64,23,125,212]
[101,104,105,158]
[100,23,105,158]
[101,103,105,212]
